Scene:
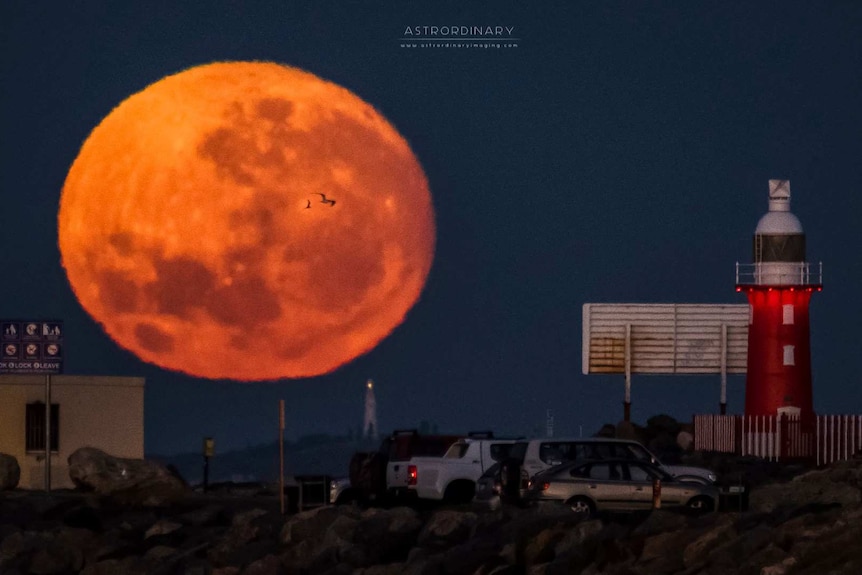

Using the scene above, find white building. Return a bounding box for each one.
[0,374,144,489]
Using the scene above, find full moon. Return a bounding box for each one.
[58,62,435,381]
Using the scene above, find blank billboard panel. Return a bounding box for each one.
[583,303,749,375]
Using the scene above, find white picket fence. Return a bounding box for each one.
[694,414,862,466]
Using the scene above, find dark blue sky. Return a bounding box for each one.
[2,1,861,455]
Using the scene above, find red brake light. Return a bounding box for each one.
[542,482,550,491]
[408,465,417,486]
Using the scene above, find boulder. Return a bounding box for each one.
[67,447,189,507]
[417,509,478,550]
[280,505,346,545]
[646,414,681,436]
[749,471,862,513]
[353,506,423,564]
[615,420,650,445]
[593,424,616,438]
[0,453,21,490]
[676,430,694,451]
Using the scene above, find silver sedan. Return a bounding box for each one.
[524,458,719,517]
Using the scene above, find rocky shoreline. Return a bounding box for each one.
[2,452,862,574]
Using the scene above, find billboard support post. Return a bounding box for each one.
[720,323,728,415]
[624,324,632,422]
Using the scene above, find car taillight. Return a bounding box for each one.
[527,479,550,491]
[408,465,417,486]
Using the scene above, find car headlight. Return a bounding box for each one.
[707,473,717,483]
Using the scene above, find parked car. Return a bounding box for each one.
[515,437,718,484]
[473,462,503,511]
[523,458,719,517]
[329,476,353,505]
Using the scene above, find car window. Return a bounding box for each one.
[586,462,622,480]
[593,444,616,459]
[627,463,652,481]
[572,443,598,460]
[624,443,655,463]
[490,443,513,462]
[481,463,501,479]
[570,464,590,478]
[444,442,469,458]
[539,442,570,465]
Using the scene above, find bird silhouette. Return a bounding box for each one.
[314,193,336,206]
[305,200,311,209]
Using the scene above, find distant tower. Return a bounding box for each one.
[736,180,822,420]
[545,409,555,437]
[363,379,378,440]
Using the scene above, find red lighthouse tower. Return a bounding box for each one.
[736,180,822,420]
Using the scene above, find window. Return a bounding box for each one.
[586,462,622,480]
[783,304,794,325]
[627,464,652,482]
[623,443,655,464]
[783,345,795,366]
[539,442,572,465]
[25,402,59,452]
[489,443,513,462]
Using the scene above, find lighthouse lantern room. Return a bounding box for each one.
[735,180,822,420]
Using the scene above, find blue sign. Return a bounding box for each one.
[1,320,64,374]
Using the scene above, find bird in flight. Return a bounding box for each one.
[305,200,311,209]
[314,193,336,207]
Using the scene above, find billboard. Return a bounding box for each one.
[582,304,749,375]
[1,320,64,374]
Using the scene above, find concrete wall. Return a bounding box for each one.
[0,374,144,489]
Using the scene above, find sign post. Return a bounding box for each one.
[203,437,214,493]
[652,477,662,509]
[279,400,285,515]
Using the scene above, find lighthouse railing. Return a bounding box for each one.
[735,261,822,286]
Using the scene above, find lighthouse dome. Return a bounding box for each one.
[755,211,803,235]
[755,179,804,235]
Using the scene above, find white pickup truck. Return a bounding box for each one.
[348,429,465,504]
[405,437,518,503]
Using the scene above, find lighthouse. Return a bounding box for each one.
[736,180,822,420]
[363,379,378,440]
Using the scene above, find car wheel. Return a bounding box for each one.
[686,495,714,514]
[444,481,476,505]
[566,496,595,517]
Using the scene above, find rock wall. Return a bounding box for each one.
[1,456,861,574]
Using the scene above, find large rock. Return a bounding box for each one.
[417,509,478,550]
[749,467,862,513]
[0,453,21,490]
[67,447,189,506]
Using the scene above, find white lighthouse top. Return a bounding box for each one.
[755,179,803,234]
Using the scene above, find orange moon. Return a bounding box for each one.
[58,61,435,381]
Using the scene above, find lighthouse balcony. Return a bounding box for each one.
[735,261,822,288]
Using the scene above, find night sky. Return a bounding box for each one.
[2,1,861,456]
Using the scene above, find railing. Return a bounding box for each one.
[694,414,862,466]
[735,261,822,286]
